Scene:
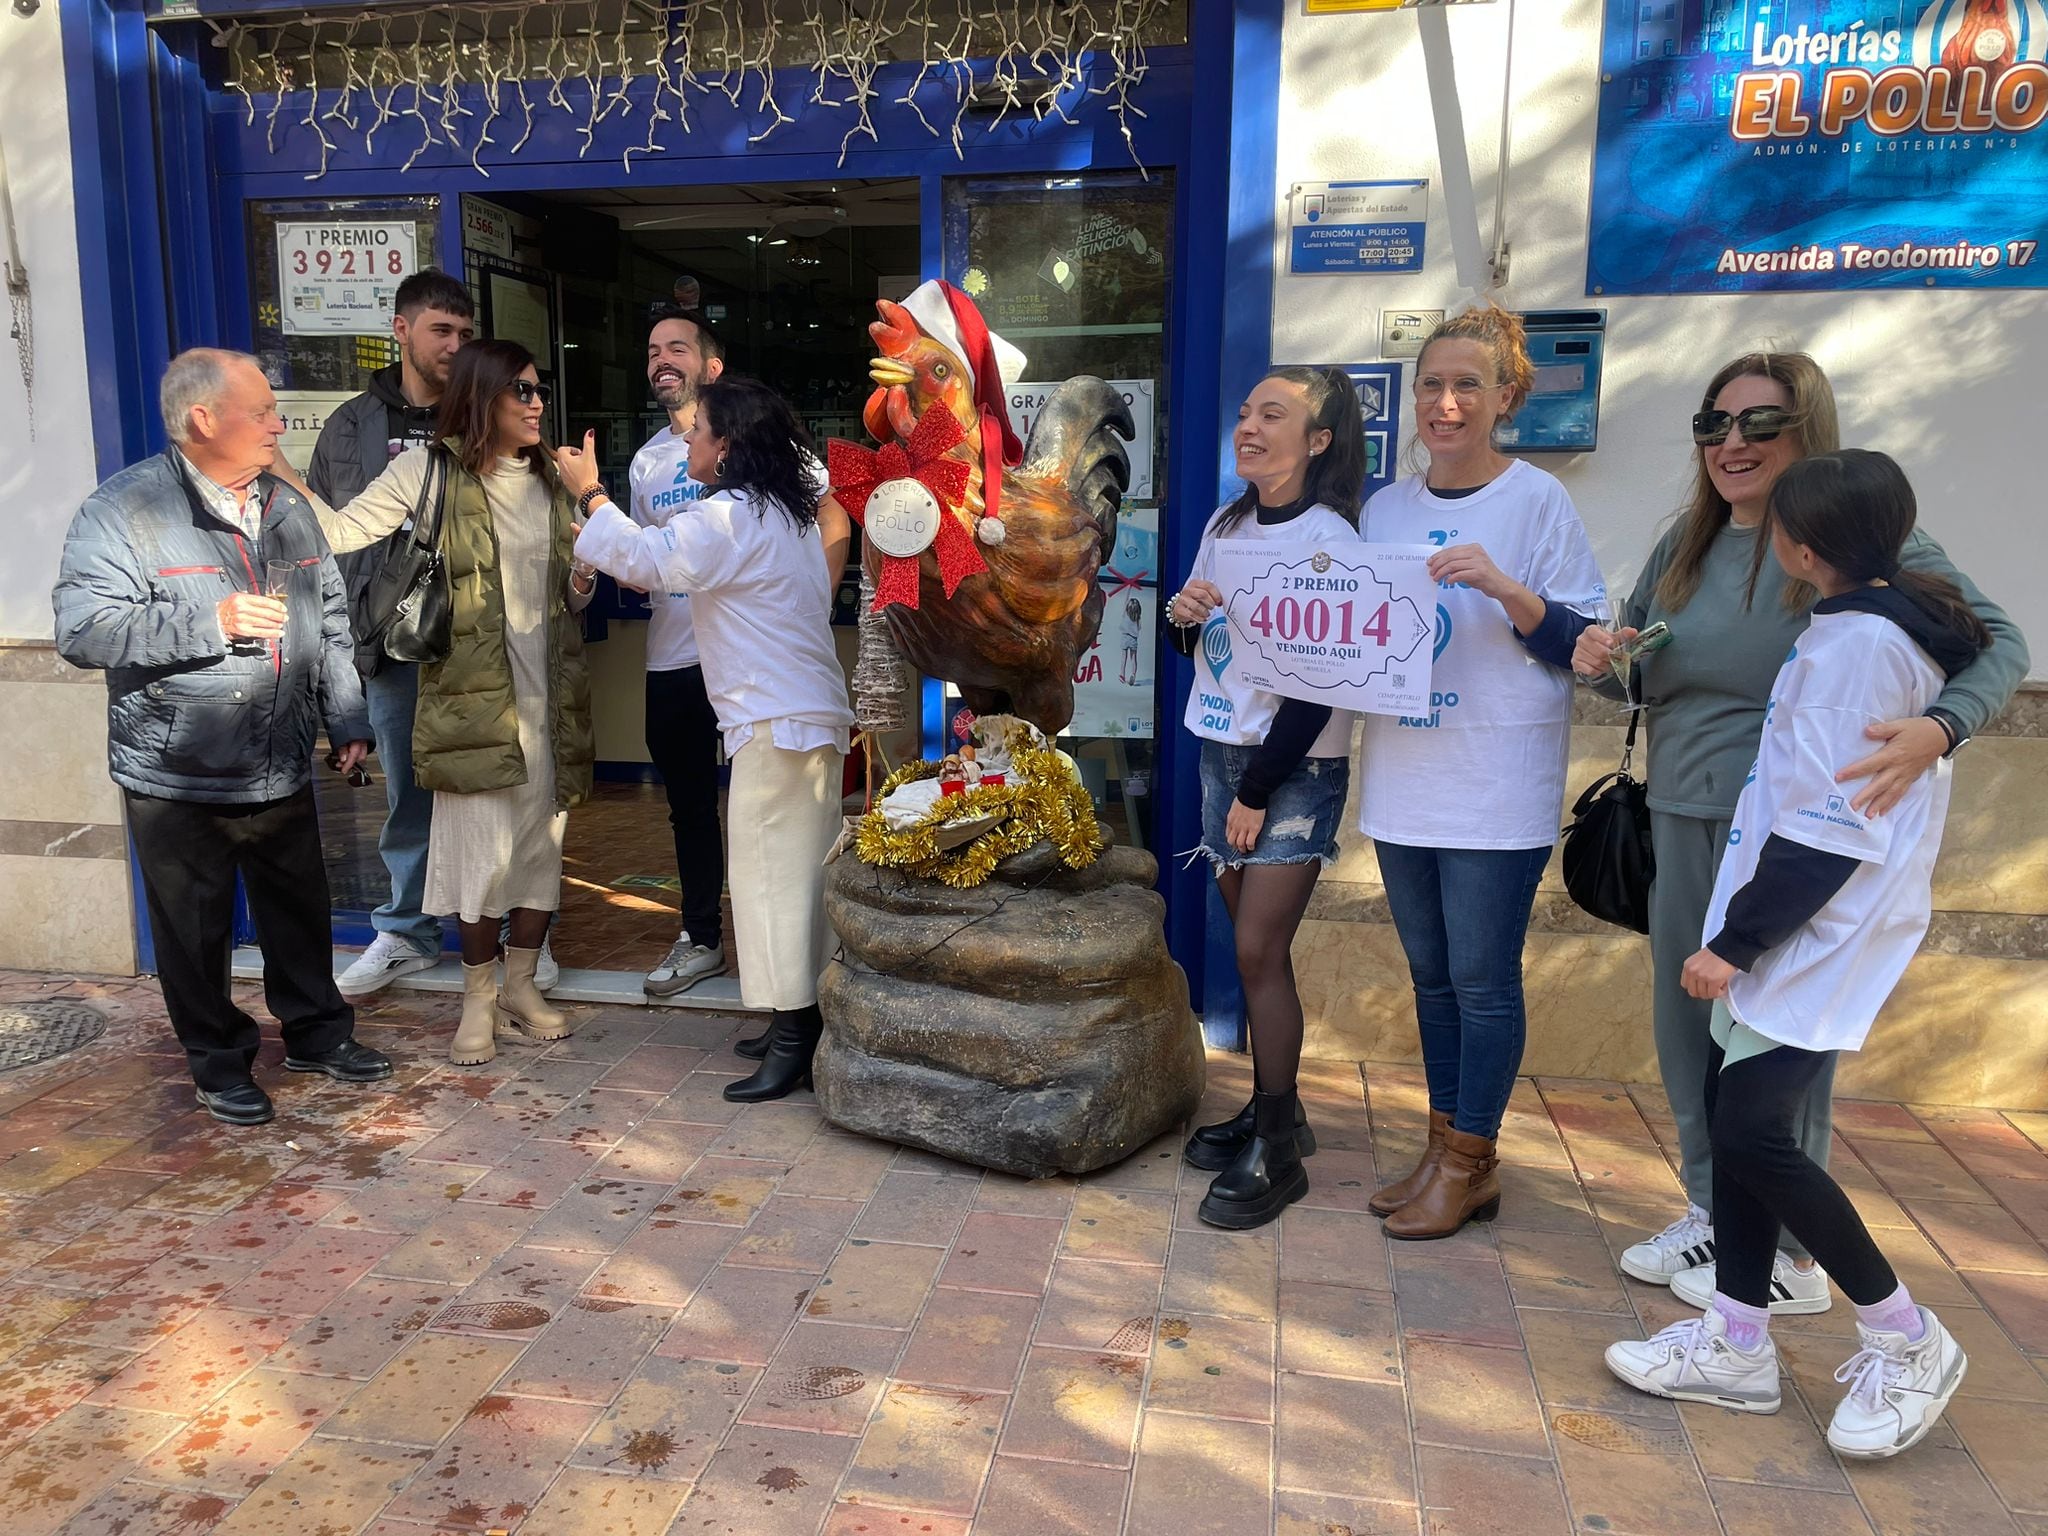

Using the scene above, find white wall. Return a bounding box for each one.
[1274,0,2046,679]
[0,5,97,642]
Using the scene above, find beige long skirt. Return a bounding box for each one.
[726,736,843,1009]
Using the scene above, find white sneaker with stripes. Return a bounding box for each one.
[1672,1251,1833,1315]
[1618,1204,1715,1285]
[1605,1307,1783,1413]
[1827,1308,1967,1459]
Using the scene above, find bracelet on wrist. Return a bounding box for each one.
[576,485,609,518]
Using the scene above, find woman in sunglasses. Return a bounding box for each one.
[1573,351,2026,1311]
[320,340,594,1066]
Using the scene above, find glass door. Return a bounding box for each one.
[940,170,1176,852]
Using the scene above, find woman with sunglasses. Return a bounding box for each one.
[319,340,594,1066]
[1573,352,2026,1310]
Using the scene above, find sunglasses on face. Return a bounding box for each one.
[1692,406,1792,446]
[509,379,552,407]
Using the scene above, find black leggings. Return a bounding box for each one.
[1707,1038,1897,1309]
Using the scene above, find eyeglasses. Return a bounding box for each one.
[1692,406,1792,446]
[509,379,552,407]
[1413,375,1501,403]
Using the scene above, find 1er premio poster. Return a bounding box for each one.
[1588,0,2048,292]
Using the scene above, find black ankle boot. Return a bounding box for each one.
[723,1006,822,1103]
[1197,1089,1310,1230]
[1183,1092,1318,1172]
[732,1027,771,1061]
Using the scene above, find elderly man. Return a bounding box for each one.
[53,348,392,1125]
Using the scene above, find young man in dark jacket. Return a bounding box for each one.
[53,349,391,1125]
[307,270,477,995]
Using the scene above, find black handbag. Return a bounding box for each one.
[1560,696,1656,934]
[354,445,452,666]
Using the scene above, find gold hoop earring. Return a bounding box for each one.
[712,455,728,480]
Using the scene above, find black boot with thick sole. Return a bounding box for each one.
[1197,1089,1310,1230]
[1183,1093,1318,1172]
[723,1006,822,1103]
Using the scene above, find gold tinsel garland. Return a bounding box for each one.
[853,742,1103,889]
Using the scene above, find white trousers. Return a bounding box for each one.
[726,736,843,1010]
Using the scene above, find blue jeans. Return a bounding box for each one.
[365,662,439,951]
[1374,840,1551,1139]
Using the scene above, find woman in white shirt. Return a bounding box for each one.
[1167,365,1367,1231]
[558,378,854,1103]
[1361,307,1606,1241]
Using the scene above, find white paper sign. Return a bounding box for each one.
[1211,539,1436,718]
[276,220,418,336]
[461,195,514,259]
[1007,379,1156,500]
[274,390,357,472]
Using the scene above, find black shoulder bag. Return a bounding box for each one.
[355,445,453,666]
[1560,693,1656,934]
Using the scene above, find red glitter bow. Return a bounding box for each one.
[827,406,982,612]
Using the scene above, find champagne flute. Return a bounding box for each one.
[265,559,294,663]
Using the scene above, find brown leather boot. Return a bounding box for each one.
[1369,1108,1451,1217]
[1384,1126,1501,1240]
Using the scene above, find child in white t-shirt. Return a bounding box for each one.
[1605,449,1992,1461]
[1118,595,1143,684]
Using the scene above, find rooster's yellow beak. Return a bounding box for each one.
[869,357,915,387]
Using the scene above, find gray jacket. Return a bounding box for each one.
[52,450,371,805]
[308,364,436,675]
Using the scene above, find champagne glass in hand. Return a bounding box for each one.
[265,560,294,661]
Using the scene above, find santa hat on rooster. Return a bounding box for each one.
[900,279,1028,545]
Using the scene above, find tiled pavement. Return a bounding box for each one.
[1,972,2046,1535]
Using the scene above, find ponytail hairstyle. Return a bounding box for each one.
[1746,449,1992,651]
[1214,365,1368,535]
[1400,303,1537,474]
[1661,350,1839,615]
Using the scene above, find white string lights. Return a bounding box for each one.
[216,0,1172,178]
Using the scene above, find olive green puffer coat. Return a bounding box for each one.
[413,443,593,807]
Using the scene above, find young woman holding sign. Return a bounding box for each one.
[1362,306,1606,1241]
[1167,365,1366,1231]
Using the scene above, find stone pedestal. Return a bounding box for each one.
[815,841,1205,1179]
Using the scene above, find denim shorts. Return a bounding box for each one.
[1195,738,1349,870]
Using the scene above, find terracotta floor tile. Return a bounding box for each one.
[974,1453,1130,1536]
[686,1422,859,1533]
[592,1120,722,1186]
[646,1071,748,1128]
[1389,1245,1521,1350]
[1275,1373,1413,1501]
[781,1134,900,1202]
[380,1393,601,1529]
[320,1332,526,1446]
[1947,1396,2048,1516]
[0,1134,133,1199]
[806,1240,944,1328]
[0,1284,92,1365]
[1292,1148,1384,1215]
[87,1306,294,1417]
[588,1216,740,1307]
[741,1317,904,1434]
[1962,1269,2048,1351]
[1085,1133,1186,1194]
[0,1401,184,1536]
[973,1171,1080,1218]
[266,1274,452,1379]
[597,1043,709,1095]
[1906,1198,2048,1274]
[1147,1312,1276,1422]
[1856,1138,1996,1204]
[139,1364,358,1492]
[1276,1279,1400,1384]
[1404,1336,1547,1458]
[535,1087,665,1149]
[18,1207,205,1293]
[570,1355,760,1481]
[520,1175,669,1253]
[52,1252,259,1353]
[1842,1442,2026,1535]
[1125,1409,1273,1536]
[1277,1203,1392,1293]
[1497,1227,1634,1314]
[0,1337,145,1456]
[728,1193,863,1272]
[939,1211,1065,1295]
[317,1161,488,1236]
[430,1245,604,1339]
[42,1480,243,1536]
[1273,1490,1421,1535]
[895,1286,1039,1394]
[849,1170,982,1247]
[514,1467,691,1535]
[1677,1389,1848,1494]
[204,1436,430,1536]
[709,1102,827,1163]
[1917,1108,2048,1185]
[1066,1187,1174,1266]
[1001,1345,1146,1467]
[1517,1307,1679,1422]
[457,1138,608,1210]
[1419,1444,1573,1536]
[668,1154,788,1227]
[371,1201,541,1285]
[497,1296,672,1402]
[1986,1176,2048,1246]
[217,1225,400,1317]
[840,1381,1005,1515]
[1035,1257,1164,1355]
[1707,1481,1878,1536]
[656,1263,817,1365]
[1160,1225,1280,1323]
[411,1100,552,1166]
[1553,1408,1720,1535]
[823,1506,972,1536]
[1492,1160,1601,1234]
[1942,1305,2048,1402]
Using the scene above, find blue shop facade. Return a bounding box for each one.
[59,0,1290,1026]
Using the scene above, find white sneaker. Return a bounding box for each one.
[1673,1252,1832,1315]
[337,933,439,996]
[1604,1308,1782,1413]
[644,936,727,998]
[1619,1204,1715,1285]
[535,933,560,992]
[1827,1309,1967,1459]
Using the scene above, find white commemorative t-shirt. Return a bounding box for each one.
[1182,500,1360,760]
[628,426,709,671]
[1358,459,1605,850]
[1703,609,1951,1053]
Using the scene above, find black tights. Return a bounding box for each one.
[1217,860,1323,1099]
[458,909,551,968]
[1707,1038,1898,1309]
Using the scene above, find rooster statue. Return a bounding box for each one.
[827,280,1134,735]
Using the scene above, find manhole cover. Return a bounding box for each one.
[1551,1411,1692,1456]
[0,1004,108,1072]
